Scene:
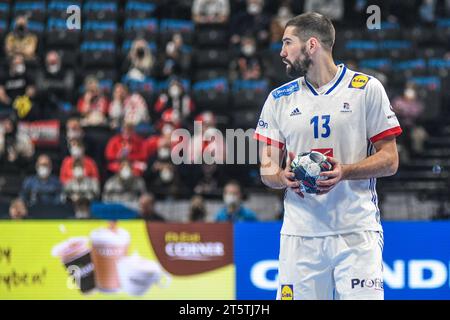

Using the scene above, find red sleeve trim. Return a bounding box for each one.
[370,126,402,143]
[253,133,285,149]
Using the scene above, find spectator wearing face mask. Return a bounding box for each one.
[4,16,38,62]
[144,124,186,198]
[0,115,34,174]
[229,34,263,81]
[105,121,147,176]
[0,54,37,119]
[60,139,100,185]
[109,83,150,130]
[138,193,165,221]
[102,160,147,208]
[304,0,344,22]
[20,154,63,206]
[64,159,100,219]
[123,39,155,81]
[144,118,176,160]
[392,83,428,156]
[214,180,257,222]
[192,0,230,24]
[270,2,294,44]
[77,76,110,126]
[230,0,270,47]
[36,51,75,118]
[153,79,194,124]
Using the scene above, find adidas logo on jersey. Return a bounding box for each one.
[290,107,301,116]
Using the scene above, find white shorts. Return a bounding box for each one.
[276,231,384,300]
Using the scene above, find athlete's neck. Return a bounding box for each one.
[305,56,338,89]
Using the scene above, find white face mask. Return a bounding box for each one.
[120,167,132,180]
[127,67,145,81]
[158,148,170,160]
[404,88,416,100]
[37,166,50,179]
[73,167,83,179]
[15,64,26,75]
[168,85,181,97]
[47,63,60,74]
[278,6,290,18]
[242,44,256,56]
[224,193,239,206]
[71,147,83,158]
[162,124,174,135]
[247,3,262,15]
[166,41,176,56]
[160,168,173,182]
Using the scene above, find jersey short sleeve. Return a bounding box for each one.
[365,77,402,143]
[254,94,286,149]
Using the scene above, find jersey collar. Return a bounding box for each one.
[304,64,347,96]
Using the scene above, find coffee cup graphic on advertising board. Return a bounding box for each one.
[90,225,130,292]
[51,237,96,293]
[117,254,171,296]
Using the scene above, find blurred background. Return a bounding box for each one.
[0,0,448,222]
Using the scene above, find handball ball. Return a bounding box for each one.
[290,151,332,194]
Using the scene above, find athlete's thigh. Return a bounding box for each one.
[277,234,334,300]
[333,231,384,300]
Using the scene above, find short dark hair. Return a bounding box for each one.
[285,12,335,51]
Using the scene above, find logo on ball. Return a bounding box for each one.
[290,151,332,194]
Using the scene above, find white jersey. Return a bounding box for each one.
[254,64,402,237]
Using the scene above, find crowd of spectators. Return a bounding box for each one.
[0,0,449,221]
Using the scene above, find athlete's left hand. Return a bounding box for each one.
[316,157,344,195]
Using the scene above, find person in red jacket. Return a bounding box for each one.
[60,139,100,185]
[105,121,147,176]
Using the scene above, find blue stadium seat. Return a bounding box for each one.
[90,202,139,220]
[124,18,158,43]
[80,41,116,67]
[192,77,229,110]
[194,48,229,68]
[195,25,229,47]
[121,75,157,95]
[83,20,117,42]
[160,19,194,44]
[232,79,269,110]
[13,1,46,22]
[83,1,118,21]
[0,2,9,20]
[125,1,156,19]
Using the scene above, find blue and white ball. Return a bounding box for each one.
[290,151,332,194]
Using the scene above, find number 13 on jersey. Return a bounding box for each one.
[311,115,331,139]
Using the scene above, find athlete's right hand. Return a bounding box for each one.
[279,151,304,198]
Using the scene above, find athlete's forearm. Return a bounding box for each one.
[261,168,286,189]
[341,148,398,180]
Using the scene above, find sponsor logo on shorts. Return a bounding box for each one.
[351,278,384,290]
[349,74,370,89]
[281,284,294,300]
